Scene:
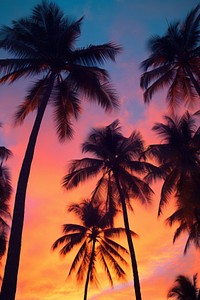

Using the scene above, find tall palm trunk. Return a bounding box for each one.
[114,171,142,300]
[184,63,200,96]
[84,239,96,300]
[0,72,56,300]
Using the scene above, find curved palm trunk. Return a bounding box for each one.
[185,63,200,96]
[84,239,96,300]
[0,72,56,300]
[113,171,142,300]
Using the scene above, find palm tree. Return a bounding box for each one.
[140,4,200,111]
[0,146,12,260]
[144,111,200,219]
[166,206,200,254]
[0,2,121,299]
[52,199,133,300]
[62,119,158,300]
[167,274,200,300]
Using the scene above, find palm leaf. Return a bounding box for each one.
[99,244,126,280]
[63,158,103,189]
[140,64,172,89]
[158,168,179,215]
[68,240,88,277]
[76,248,90,283]
[53,79,81,141]
[0,147,12,161]
[62,223,87,234]
[52,232,86,255]
[98,251,113,286]
[68,64,119,111]
[103,237,130,259]
[14,77,50,124]
[118,167,153,204]
[72,42,122,65]
[104,227,137,239]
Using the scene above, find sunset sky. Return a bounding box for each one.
[0,0,200,300]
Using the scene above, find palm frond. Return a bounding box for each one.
[76,248,90,283]
[88,256,99,287]
[143,144,174,165]
[99,244,127,280]
[72,42,122,65]
[103,237,130,257]
[14,77,50,124]
[118,168,153,204]
[144,164,166,184]
[140,64,172,89]
[0,167,12,202]
[168,274,199,299]
[53,79,82,141]
[63,158,103,189]
[62,223,87,234]
[118,130,144,160]
[68,240,88,277]
[0,147,12,161]
[100,239,129,266]
[173,223,187,244]
[68,65,119,111]
[184,222,200,254]
[91,173,119,224]
[158,168,179,215]
[52,232,86,255]
[184,4,200,48]
[104,227,137,239]
[0,64,41,84]
[165,209,184,226]
[143,67,175,103]
[98,251,113,286]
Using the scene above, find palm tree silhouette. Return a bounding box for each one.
[0,2,121,299]
[168,274,200,300]
[52,199,133,300]
[144,111,200,219]
[62,119,157,300]
[166,206,200,254]
[140,4,200,111]
[0,145,12,261]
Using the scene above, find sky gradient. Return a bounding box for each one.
[0,0,200,300]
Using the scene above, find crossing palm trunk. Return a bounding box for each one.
[0,72,56,300]
[114,171,142,300]
[84,239,96,300]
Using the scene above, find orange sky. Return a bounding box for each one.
[0,1,200,300]
[1,101,199,300]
